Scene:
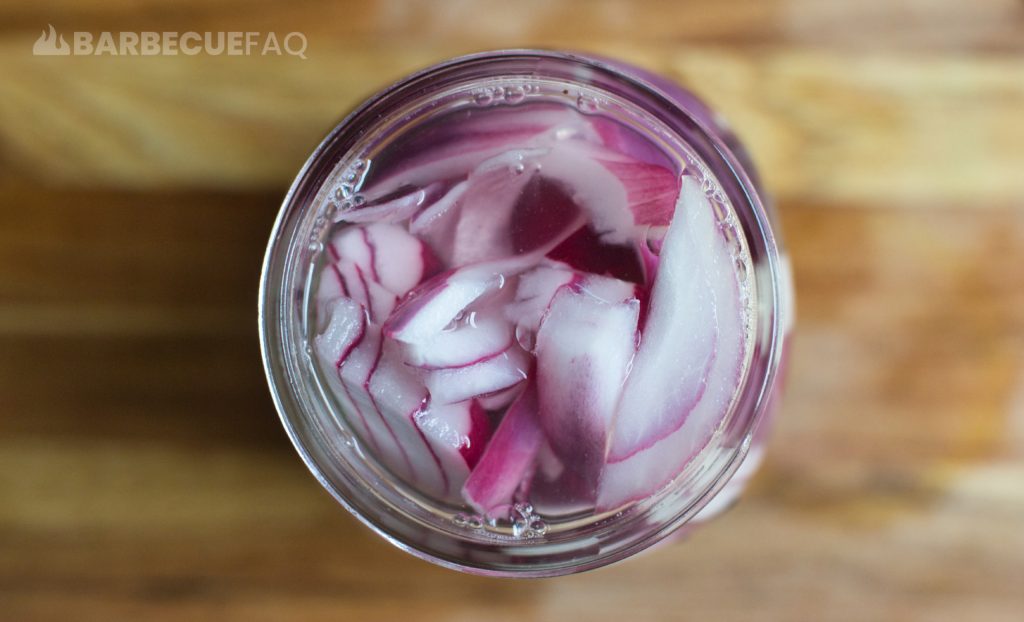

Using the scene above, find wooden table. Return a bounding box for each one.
[2,1,1023,620]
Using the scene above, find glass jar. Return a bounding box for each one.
[259,50,792,576]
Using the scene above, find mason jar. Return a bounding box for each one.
[259,49,793,576]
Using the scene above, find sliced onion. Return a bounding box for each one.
[597,176,746,511]
[462,379,543,515]
[535,285,639,496]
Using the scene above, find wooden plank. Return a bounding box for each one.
[3,0,1023,51]
[666,49,1024,206]
[0,442,1020,622]
[1,202,1021,620]
[1,43,1022,204]
[0,334,281,447]
[0,186,278,336]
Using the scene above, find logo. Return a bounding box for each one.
[31,26,307,59]
[33,24,70,56]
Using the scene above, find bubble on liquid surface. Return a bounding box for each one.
[504,85,526,104]
[734,254,750,283]
[472,89,495,106]
[454,513,484,530]
[575,94,599,114]
[332,159,371,202]
[511,503,548,538]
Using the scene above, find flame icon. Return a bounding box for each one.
[33,24,70,56]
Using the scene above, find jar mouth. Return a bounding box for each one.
[259,49,788,577]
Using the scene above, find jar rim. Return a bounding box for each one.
[259,49,789,576]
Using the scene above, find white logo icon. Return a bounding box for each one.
[33,24,70,56]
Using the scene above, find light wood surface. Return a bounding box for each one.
[1,1,1023,620]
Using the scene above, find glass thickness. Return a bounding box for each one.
[260,50,791,576]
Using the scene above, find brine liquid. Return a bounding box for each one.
[307,96,755,536]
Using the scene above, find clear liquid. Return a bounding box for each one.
[307,98,755,536]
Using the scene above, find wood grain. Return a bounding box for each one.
[1,1,1023,620]
[1,1,1023,205]
[3,0,1023,51]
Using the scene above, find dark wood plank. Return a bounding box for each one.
[0,186,278,335]
[1,202,1022,620]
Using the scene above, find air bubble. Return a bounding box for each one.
[442,310,465,332]
[510,503,546,538]
[515,324,536,352]
[505,85,526,104]
[352,194,366,206]
[511,520,527,538]
[456,516,483,528]
[473,89,494,106]
[576,94,599,114]
[735,256,749,281]
[308,240,323,253]
[512,162,526,175]
[513,503,534,516]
